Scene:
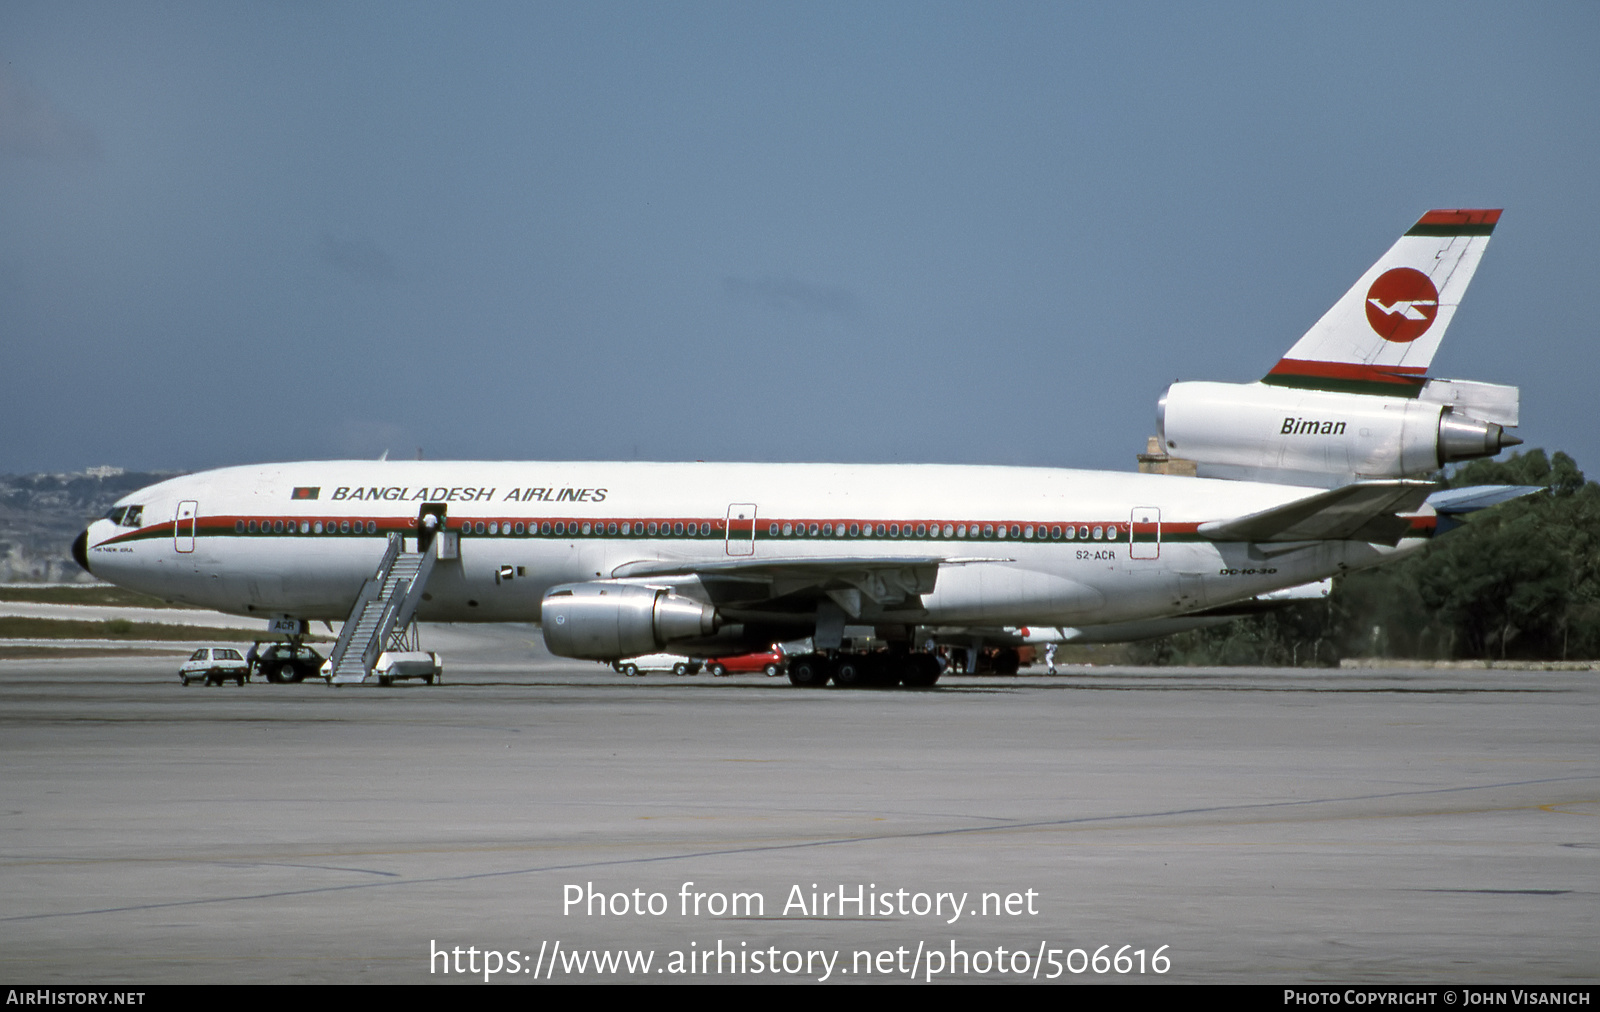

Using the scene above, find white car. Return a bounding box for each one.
[179,647,251,686]
[611,653,701,677]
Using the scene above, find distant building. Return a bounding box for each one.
[1136,435,1196,477]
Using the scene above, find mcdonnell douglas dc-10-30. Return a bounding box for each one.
[75,209,1529,686]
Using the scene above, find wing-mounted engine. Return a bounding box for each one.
[541,582,718,661]
[1157,378,1520,487]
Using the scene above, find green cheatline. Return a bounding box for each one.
[0,585,185,608]
[0,616,329,642]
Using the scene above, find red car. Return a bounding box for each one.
[703,648,786,678]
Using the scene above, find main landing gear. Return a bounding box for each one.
[785,651,942,689]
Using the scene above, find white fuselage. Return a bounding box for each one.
[81,460,1420,632]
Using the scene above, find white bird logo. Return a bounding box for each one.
[1367,298,1436,320]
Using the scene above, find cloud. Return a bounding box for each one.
[319,233,398,284]
[722,275,862,319]
[0,66,100,161]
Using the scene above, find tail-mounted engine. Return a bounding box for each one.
[541,582,718,660]
[1157,378,1520,486]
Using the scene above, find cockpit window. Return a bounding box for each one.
[106,505,144,527]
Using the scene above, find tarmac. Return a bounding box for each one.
[1,624,1594,985]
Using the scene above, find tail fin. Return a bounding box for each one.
[1264,209,1501,397]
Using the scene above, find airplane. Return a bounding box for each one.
[72,208,1527,687]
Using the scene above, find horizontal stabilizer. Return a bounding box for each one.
[1198,480,1435,546]
[1426,484,1543,514]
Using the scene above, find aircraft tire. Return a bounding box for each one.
[787,655,832,687]
[902,654,942,688]
[833,658,867,688]
[869,656,902,687]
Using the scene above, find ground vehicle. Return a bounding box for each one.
[371,650,442,686]
[179,647,251,686]
[703,648,787,677]
[254,642,326,683]
[611,653,701,677]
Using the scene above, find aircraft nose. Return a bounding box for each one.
[71,529,91,574]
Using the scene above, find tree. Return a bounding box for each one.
[1131,448,1600,664]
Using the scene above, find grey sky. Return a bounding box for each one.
[2,2,1595,476]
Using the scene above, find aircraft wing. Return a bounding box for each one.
[1197,480,1436,546]
[610,554,1014,615]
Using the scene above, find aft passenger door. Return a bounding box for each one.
[1129,507,1160,560]
[725,504,757,556]
[174,501,198,553]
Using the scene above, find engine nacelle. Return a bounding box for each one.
[1158,380,1519,486]
[541,582,718,661]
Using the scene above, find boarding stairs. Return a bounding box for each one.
[327,533,437,684]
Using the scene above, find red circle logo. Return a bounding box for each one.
[1365,267,1440,343]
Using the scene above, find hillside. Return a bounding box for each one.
[0,468,180,583]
